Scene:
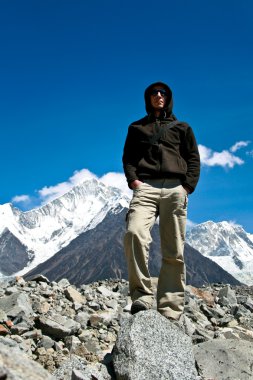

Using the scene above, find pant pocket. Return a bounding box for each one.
[183,194,188,209]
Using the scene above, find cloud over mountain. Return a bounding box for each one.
[11,169,131,209]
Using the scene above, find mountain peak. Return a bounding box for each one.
[0,178,130,278]
[186,220,253,285]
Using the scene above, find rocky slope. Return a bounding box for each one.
[0,275,253,379]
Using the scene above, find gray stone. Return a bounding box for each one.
[236,295,248,304]
[71,368,86,380]
[72,363,111,380]
[64,286,86,304]
[97,285,114,298]
[5,286,19,295]
[73,302,82,311]
[194,338,253,379]
[11,321,30,334]
[65,336,82,351]
[0,336,19,348]
[194,325,214,341]
[0,342,55,379]
[89,311,116,327]
[75,311,90,328]
[78,330,94,343]
[218,315,236,326]
[38,335,55,349]
[22,329,43,340]
[218,285,237,307]
[105,299,119,310]
[208,304,226,319]
[58,278,70,288]
[237,329,253,342]
[53,354,87,379]
[113,310,198,380]
[222,329,240,339]
[83,337,102,355]
[38,314,80,339]
[26,274,50,283]
[244,297,253,312]
[0,309,7,322]
[234,304,251,319]
[180,314,196,336]
[87,301,100,310]
[0,292,33,318]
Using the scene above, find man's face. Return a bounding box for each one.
[150,87,167,111]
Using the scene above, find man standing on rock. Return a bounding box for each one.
[122,81,200,320]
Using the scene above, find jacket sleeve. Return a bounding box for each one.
[122,125,140,187]
[181,126,200,193]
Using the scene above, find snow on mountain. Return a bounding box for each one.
[0,178,130,277]
[186,221,253,285]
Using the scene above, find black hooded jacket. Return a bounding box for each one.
[122,82,200,193]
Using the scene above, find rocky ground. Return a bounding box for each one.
[0,275,253,379]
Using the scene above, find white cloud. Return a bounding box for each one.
[38,169,97,204]
[227,220,242,229]
[230,140,251,153]
[38,182,73,203]
[12,194,31,204]
[69,169,97,185]
[198,144,244,168]
[38,169,132,205]
[186,219,197,231]
[100,172,132,197]
[12,139,249,209]
[11,169,131,209]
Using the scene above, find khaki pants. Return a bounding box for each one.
[124,178,188,319]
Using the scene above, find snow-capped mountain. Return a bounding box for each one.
[1,179,252,286]
[0,178,129,277]
[186,221,253,285]
[25,209,241,288]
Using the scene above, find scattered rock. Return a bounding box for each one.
[0,292,33,318]
[0,276,253,379]
[0,341,55,379]
[65,286,86,304]
[37,314,80,339]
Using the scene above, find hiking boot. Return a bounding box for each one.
[131,299,151,315]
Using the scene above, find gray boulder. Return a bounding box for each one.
[0,341,55,380]
[0,292,33,318]
[71,363,111,380]
[113,310,198,380]
[218,285,238,307]
[194,338,253,379]
[37,314,80,339]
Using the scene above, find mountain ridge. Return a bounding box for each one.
[0,178,252,285]
[25,208,241,287]
[0,178,129,276]
[186,220,253,285]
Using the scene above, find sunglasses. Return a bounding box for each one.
[150,89,167,97]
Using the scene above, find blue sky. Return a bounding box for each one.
[0,0,252,232]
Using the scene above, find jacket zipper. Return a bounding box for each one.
[155,119,161,172]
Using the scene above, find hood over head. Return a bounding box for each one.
[144,81,173,117]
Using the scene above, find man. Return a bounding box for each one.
[122,81,200,320]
